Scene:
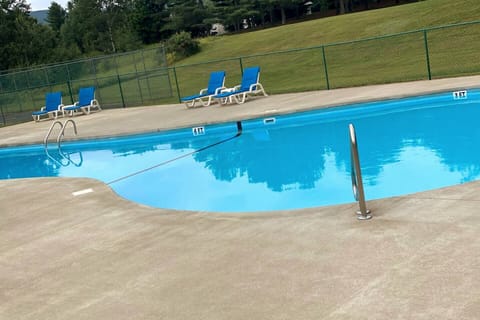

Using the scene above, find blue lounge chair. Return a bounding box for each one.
[32,91,64,122]
[180,71,226,108]
[214,66,267,105]
[64,87,101,116]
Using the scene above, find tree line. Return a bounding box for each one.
[0,0,415,71]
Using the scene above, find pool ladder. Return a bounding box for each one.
[44,119,78,148]
[349,123,372,220]
[44,120,82,167]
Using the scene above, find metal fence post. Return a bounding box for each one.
[65,65,74,104]
[29,90,35,113]
[321,45,330,90]
[239,57,244,74]
[0,100,6,126]
[44,68,50,87]
[114,55,126,108]
[172,66,182,103]
[91,59,96,80]
[141,49,153,100]
[66,80,74,104]
[133,53,144,106]
[423,29,432,80]
[117,75,126,108]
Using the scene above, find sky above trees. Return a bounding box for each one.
[30,0,68,10]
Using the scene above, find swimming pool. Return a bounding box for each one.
[1,89,479,212]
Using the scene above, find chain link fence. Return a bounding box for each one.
[173,20,480,101]
[1,20,480,126]
[0,46,171,125]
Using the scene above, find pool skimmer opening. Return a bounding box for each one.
[263,117,276,125]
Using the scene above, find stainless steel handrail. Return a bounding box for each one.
[43,120,80,167]
[349,123,372,220]
[57,119,77,148]
[44,120,64,147]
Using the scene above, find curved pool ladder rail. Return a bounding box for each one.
[57,119,77,148]
[44,120,81,167]
[44,120,78,148]
[349,123,372,220]
[43,120,64,147]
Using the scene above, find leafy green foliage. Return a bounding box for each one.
[162,0,211,37]
[209,0,259,31]
[0,0,57,70]
[46,2,66,33]
[60,0,139,55]
[131,0,171,44]
[165,31,200,62]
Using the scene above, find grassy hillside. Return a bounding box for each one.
[169,0,480,99]
[182,0,480,64]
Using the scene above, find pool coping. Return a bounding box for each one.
[1,75,480,148]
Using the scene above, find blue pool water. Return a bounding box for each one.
[1,89,479,212]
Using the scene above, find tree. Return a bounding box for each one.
[269,0,304,25]
[131,0,171,43]
[165,30,200,61]
[162,0,212,37]
[100,0,139,52]
[336,0,354,14]
[46,2,66,34]
[0,0,57,70]
[61,0,139,55]
[210,0,259,32]
[253,0,275,26]
[60,0,100,54]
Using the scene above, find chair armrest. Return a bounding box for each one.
[220,87,236,94]
[199,88,208,94]
[249,83,260,91]
[214,86,227,95]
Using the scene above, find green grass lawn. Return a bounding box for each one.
[184,0,480,63]
[171,0,480,97]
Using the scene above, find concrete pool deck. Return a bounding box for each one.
[1,76,480,319]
